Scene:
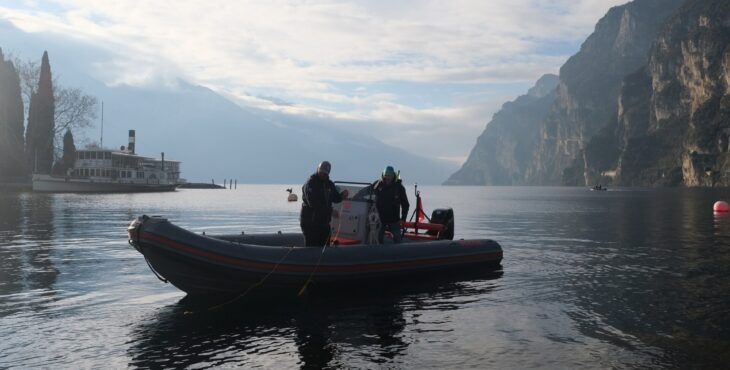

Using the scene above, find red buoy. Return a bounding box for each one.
[714,201,730,213]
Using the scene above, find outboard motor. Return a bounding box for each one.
[429,208,454,240]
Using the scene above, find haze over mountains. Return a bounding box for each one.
[448,0,730,187]
[446,74,558,185]
[0,20,457,184]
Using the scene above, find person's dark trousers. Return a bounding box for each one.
[303,222,331,247]
[378,222,402,243]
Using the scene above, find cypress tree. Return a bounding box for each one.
[26,51,54,174]
[25,89,36,171]
[53,128,76,175]
[0,48,26,178]
[0,47,8,177]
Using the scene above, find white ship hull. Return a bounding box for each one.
[32,175,177,193]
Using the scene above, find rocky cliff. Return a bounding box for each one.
[576,0,730,186]
[448,0,684,186]
[527,0,683,185]
[617,0,730,186]
[444,74,557,185]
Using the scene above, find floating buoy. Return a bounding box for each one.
[713,201,730,213]
[286,188,298,201]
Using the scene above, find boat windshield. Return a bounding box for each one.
[334,181,376,202]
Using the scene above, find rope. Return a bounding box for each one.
[208,244,296,311]
[130,216,168,283]
[297,243,327,296]
[330,205,344,246]
[143,255,168,283]
[297,203,345,296]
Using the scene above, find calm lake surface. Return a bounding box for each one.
[1,186,729,369]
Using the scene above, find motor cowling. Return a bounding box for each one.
[429,208,454,240]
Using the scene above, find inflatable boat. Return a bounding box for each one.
[128,182,502,296]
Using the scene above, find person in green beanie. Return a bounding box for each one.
[373,166,409,243]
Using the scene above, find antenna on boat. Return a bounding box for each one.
[100,101,104,148]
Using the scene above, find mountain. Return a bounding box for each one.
[567,0,730,186]
[526,0,683,185]
[444,74,558,185]
[447,0,687,186]
[584,0,730,186]
[85,81,458,185]
[0,21,456,185]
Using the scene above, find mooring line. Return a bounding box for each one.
[208,244,296,311]
[298,208,344,296]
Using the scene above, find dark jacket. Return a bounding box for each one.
[300,174,343,226]
[373,179,409,224]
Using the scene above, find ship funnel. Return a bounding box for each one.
[128,130,136,154]
[161,152,165,170]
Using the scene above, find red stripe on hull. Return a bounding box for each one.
[140,232,502,274]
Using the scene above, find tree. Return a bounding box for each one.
[0,47,26,178]
[54,87,97,140]
[25,51,55,174]
[14,55,97,160]
[53,128,76,175]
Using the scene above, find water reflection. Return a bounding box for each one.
[0,193,24,296]
[127,270,502,369]
[544,189,730,368]
[2,187,729,368]
[0,193,59,316]
[24,194,59,292]
[713,210,730,238]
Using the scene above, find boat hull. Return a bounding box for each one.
[33,175,177,193]
[129,216,503,296]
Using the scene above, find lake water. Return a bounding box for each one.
[1,186,729,369]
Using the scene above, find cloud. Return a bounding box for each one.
[0,0,626,159]
[0,1,625,85]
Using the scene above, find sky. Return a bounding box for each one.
[0,0,627,165]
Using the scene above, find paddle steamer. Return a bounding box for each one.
[33,130,180,193]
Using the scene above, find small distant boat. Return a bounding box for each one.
[590,185,608,191]
[286,188,298,202]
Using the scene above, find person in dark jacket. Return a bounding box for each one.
[373,166,409,243]
[300,161,348,247]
